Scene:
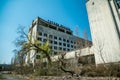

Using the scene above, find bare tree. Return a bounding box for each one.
[83,29,89,48]
[13,25,52,67]
[58,53,75,76]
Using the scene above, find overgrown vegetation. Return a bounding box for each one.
[11,26,120,79]
[0,74,3,79]
[12,60,120,77]
[80,63,120,77]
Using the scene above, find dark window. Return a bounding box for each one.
[67,49,70,51]
[58,28,65,32]
[67,40,69,43]
[37,37,42,41]
[54,36,57,39]
[54,46,57,50]
[67,44,70,47]
[59,37,62,40]
[63,48,66,51]
[44,33,47,37]
[92,2,94,5]
[54,41,57,44]
[117,2,120,8]
[54,52,57,55]
[49,35,53,39]
[74,42,76,44]
[38,32,42,36]
[43,39,47,42]
[63,43,66,46]
[59,47,62,50]
[71,40,73,43]
[71,45,73,48]
[63,38,66,42]
[59,42,62,45]
[50,40,53,44]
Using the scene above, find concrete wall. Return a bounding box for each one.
[86,0,120,64]
[45,47,94,62]
[25,24,37,65]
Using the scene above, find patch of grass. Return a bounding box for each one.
[0,74,2,78]
[0,74,4,79]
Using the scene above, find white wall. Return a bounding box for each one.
[50,47,94,62]
[86,0,120,64]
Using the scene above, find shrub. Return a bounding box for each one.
[81,63,120,77]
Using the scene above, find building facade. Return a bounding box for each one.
[25,17,92,64]
[86,0,120,64]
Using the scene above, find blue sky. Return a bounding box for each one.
[0,0,91,64]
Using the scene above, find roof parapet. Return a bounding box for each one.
[30,16,73,35]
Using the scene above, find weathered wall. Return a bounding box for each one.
[86,0,120,64]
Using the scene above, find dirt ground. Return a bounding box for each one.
[0,73,120,80]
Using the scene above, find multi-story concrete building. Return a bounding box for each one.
[86,0,120,64]
[25,17,92,64]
